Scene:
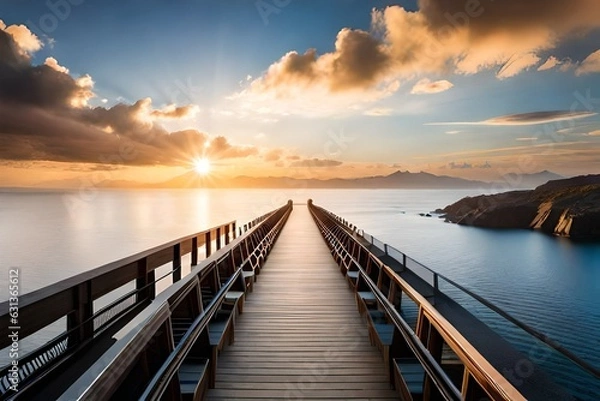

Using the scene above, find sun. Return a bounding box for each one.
[193,158,211,176]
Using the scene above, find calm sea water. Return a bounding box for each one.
[1,188,599,397]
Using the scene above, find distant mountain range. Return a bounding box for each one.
[500,170,564,189]
[37,170,565,190]
[157,170,490,189]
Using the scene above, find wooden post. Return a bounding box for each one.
[225,225,230,245]
[388,282,397,303]
[67,281,93,347]
[173,244,182,283]
[423,326,445,400]
[136,257,155,302]
[232,222,237,239]
[191,236,198,266]
[216,227,222,250]
[205,231,212,257]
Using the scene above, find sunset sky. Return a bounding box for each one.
[1,0,600,186]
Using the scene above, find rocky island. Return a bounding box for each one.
[441,175,600,239]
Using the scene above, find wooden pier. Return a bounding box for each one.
[1,200,598,400]
[206,205,398,400]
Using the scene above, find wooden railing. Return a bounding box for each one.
[57,201,293,400]
[0,202,292,399]
[309,200,560,401]
[309,201,600,396]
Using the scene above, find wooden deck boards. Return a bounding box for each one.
[206,205,398,400]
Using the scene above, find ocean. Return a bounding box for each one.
[1,188,599,398]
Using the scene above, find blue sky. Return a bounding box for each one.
[1,0,599,185]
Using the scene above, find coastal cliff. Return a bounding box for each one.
[441,175,600,239]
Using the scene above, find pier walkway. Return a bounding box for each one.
[206,205,398,400]
[2,200,597,400]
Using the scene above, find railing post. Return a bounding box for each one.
[191,237,198,266]
[232,222,237,240]
[402,254,407,270]
[433,273,439,291]
[205,231,212,257]
[137,257,155,302]
[216,227,222,250]
[225,225,230,245]
[384,244,389,255]
[67,281,93,348]
[173,244,181,282]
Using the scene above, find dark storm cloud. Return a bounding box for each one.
[0,27,256,165]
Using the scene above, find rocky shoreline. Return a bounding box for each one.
[440,175,600,239]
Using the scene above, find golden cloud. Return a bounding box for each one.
[0,20,42,56]
[44,57,69,74]
[410,78,454,94]
[576,49,600,76]
[239,0,600,111]
[150,104,200,120]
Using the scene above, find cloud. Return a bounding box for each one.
[0,29,95,110]
[0,25,254,166]
[410,78,453,94]
[449,162,472,169]
[208,136,258,159]
[44,57,69,74]
[537,56,561,71]
[516,137,538,141]
[556,124,597,135]
[576,49,600,76]
[428,111,597,126]
[237,1,600,111]
[251,28,392,94]
[558,59,576,72]
[364,107,394,116]
[448,161,492,169]
[150,104,200,119]
[497,53,541,79]
[263,148,283,162]
[72,74,95,108]
[289,158,343,168]
[445,130,461,135]
[0,20,42,56]
[586,130,600,136]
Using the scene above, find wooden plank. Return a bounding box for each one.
[206,206,398,401]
